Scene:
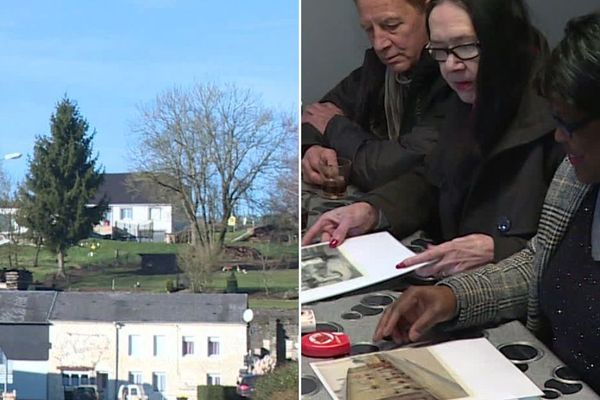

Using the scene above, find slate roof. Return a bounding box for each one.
[0,291,247,324]
[0,291,55,324]
[49,292,248,323]
[92,173,170,205]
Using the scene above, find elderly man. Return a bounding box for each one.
[302,0,451,192]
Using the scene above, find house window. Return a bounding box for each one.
[103,209,112,224]
[207,374,221,386]
[182,336,195,356]
[128,334,141,356]
[149,207,162,221]
[0,350,4,364]
[208,337,220,356]
[62,371,94,387]
[152,372,166,392]
[120,207,133,220]
[154,335,166,357]
[129,371,143,384]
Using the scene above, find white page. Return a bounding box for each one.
[301,231,426,304]
[431,339,542,399]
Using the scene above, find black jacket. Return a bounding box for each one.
[302,48,452,191]
[364,89,564,261]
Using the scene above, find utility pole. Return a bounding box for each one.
[114,322,123,400]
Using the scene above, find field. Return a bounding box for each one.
[0,237,298,310]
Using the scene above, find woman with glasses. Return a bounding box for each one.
[303,0,563,278]
[375,12,600,392]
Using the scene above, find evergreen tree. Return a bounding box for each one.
[18,97,107,277]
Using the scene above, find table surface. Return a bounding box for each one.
[301,290,600,400]
[301,183,599,399]
[302,182,364,232]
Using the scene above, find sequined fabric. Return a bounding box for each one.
[540,185,600,393]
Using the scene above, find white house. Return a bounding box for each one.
[0,208,27,245]
[0,291,248,400]
[92,173,179,242]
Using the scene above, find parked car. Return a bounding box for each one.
[236,375,259,398]
[73,385,99,400]
[117,384,148,400]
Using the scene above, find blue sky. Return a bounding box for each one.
[0,0,298,185]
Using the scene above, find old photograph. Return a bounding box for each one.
[301,243,363,291]
[313,346,468,400]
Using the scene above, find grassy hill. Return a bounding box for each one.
[0,236,298,310]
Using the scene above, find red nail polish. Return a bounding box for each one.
[395,262,407,269]
[329,239,339,248]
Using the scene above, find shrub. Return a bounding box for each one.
[166,279,174,292]
[254,362,298,400]
[225,271,238,293]
[196,385,238,400]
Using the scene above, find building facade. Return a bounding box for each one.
[1,291,248,400]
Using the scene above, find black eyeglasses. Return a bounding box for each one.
[551,112,596,138]
[427,42,480,62]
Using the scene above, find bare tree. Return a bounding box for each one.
[0,168,11,263]
[258,247,289,297]
[131,83,295,290]
[0,169,22,268]
[131,83,296,252]
[265,153,298,233]
[177,241,221,293]
[0,166,9,195]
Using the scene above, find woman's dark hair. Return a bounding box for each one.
[427,0,537,154]
[538,12,600,118]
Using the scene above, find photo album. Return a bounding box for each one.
[310,338,543,400]
[301,231,427,303]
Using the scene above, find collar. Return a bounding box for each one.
[487,88,556,158]
[379,47,440,87]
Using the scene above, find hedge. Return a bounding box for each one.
[197,385,239,400]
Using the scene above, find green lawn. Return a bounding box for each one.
[67,267,298,293]
[249,298,297,310]
[1,239,180,281]
[0,238,298,310]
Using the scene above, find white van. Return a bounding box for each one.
[117,384,148,400]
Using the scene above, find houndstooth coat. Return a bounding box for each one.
[441,157,591,334]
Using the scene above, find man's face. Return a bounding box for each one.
[356,0,428,73]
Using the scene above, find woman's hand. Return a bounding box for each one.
[398,234,494,278]
[301,202,379,247]
[373,285,458,343]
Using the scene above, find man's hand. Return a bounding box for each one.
[373,286,458,343]
[301,202,379,247]
[302,102,344,134]
[302,145,338,185]
[397,234,494,278]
